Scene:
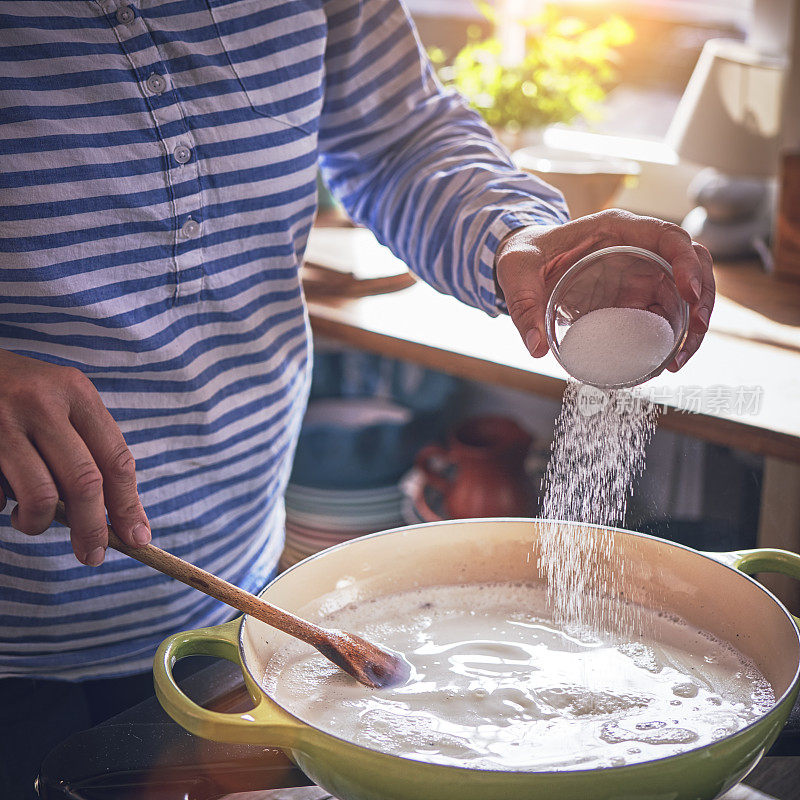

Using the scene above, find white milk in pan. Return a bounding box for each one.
[263,583,774,771]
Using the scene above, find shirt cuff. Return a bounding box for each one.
[477,210,566,317]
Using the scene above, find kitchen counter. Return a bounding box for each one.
[307,258,800,462]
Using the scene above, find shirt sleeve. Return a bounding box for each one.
[318,0,570,316]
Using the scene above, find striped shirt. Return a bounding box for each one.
[0,0,567,680]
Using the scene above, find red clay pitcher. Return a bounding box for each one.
[415,416,535,519]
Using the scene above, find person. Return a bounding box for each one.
[0,0,714,795]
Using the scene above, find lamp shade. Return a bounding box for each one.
[666,39,786,177]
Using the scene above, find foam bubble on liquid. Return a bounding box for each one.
[558,307,675,387]
[618,642,663,674]
[537,686,651,716]
[600,721,699,746]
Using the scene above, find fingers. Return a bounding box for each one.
[667,330,704,372]
[33,422,111,565]
[603,213,715,374]
[688,242,715,335]
[0,434,59,536]
[658,227,704,307]
[508,290,550,358]
[0,356,149,566]
[496,249,550,358]
[598,210,699,302]
[72,399,150,549]
[666,244,714,370]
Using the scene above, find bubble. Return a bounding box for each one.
[618,643,662,673]
[599,723,629,744]
[635,721,666,731]
[672,682,699,698]
[537,687,651,717]
[640,728,699,746]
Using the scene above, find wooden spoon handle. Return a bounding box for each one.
[52,501,327,647]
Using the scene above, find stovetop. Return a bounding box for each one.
[37,659,800,800]
[37,660,311,800]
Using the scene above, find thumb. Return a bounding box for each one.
[495,251,550,358]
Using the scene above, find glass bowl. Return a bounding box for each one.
[544,246,690,389]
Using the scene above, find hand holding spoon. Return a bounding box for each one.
[46,500,411,689]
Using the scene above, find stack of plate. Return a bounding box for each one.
[400,468,446,526]
[281,482,406,570]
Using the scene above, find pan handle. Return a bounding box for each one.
[153,618,307,747]
[723,548,800,627]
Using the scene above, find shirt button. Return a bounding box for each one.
[173,144,192,165]
[116,5,135,24]
[180,219,200,239]
[146,74,167,94]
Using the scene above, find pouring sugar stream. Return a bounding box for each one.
[537,246,695,644]
[538,246,690,638]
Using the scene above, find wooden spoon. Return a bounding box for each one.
[49,501,411,689]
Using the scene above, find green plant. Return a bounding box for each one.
[430,3,634,133]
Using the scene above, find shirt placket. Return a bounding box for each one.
[96,0,205,305]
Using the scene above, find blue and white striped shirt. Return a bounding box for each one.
[0,0,567,680]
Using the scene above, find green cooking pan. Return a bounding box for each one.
[154,519,800,800]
